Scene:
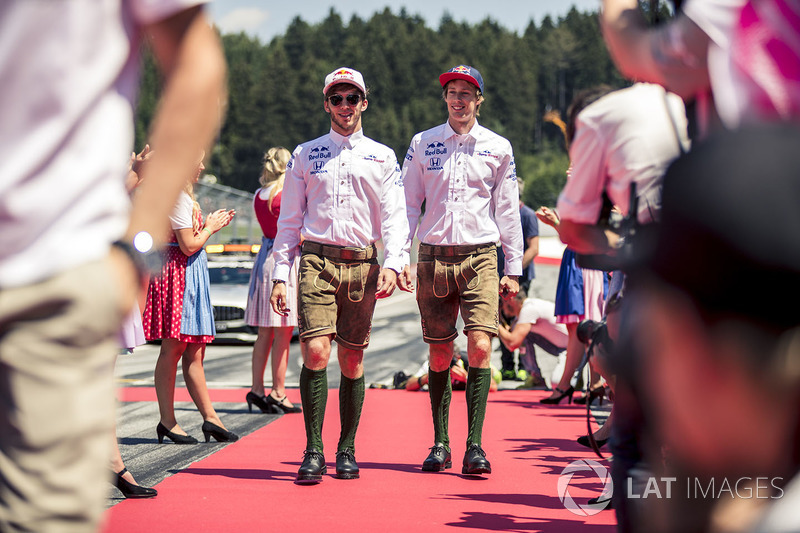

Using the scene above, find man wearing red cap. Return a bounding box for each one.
[271,67,410,484]
[400,65,523,475]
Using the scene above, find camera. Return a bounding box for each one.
[577,318,614,362]
[576,183,641,272]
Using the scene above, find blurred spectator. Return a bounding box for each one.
[623,123,800,533]
[244,147,302,415]
[600,0,800,136]
[556,83,689,257]
[0,2,225,530]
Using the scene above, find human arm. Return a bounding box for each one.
[494,152,523,298]
[498,321,533,352]
[522,235,539,270]
[556,219,620,256]
[123,6,226,245]
[377,153,409,298]
[600,0,712,99]
[173,208,234,256]
[271,149,306,282]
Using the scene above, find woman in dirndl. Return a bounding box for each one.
[244,147,302,415]
[142,154,239,444]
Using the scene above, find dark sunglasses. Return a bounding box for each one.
[327,93,362,107]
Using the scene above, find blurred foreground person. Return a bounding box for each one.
[621,123,800,533]
[0,1,226,530]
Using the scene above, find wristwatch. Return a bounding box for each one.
[272,279,286,288]
[112,231,163,279]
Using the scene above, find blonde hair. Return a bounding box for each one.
[259,146,291,214]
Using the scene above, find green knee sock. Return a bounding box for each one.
[428,368,451,449]
[300,365,327,452]
[466,367,492,447]
[337,374,365,452]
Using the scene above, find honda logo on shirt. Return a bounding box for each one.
[314,161,324,171]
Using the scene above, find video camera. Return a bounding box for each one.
[576,182,641,272]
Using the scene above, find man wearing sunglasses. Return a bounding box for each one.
[400,65,523,475]
[270,67,410,484]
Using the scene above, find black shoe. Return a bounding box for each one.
[201,421,239,443]
[115,468,157,499]
[156,423,198,444]
[574,386,607,406]
[421,443,452,472]
[462,443,492,475]
[577,435,608,449]
[335,448,360,479]
[265,393,303,414]
[245,391,272,413]
[539,386,575,405]
[296,450,326,484]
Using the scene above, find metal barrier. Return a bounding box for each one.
[195,180,259,244]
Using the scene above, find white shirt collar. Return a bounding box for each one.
[329,128,364,149]
[444,120,481,140]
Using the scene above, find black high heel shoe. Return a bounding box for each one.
[156,422,198,444]
[574,386,606,406]
[577,435,608,448]
[539,386,575,405]
[245,391,272,413]
[115,468,157,499]
[265,393,302,414]
[201,421,239,443]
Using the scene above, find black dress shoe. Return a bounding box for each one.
[201,421,239,443]
[421,443,452,472]
[296,450,326,484]
[577,435,608,449]
[335,448,359,480]
[462,443,491,475]
[115,468,157,499]
[156,423,198,444]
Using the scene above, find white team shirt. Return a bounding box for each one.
[517,298,568,350]
[271,128,409,280]
[402,120,523,276]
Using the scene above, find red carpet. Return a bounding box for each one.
[103,389,616,532]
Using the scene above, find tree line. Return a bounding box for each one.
[135,5,630,209]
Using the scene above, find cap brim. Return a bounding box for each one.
[323,80,366,95]
[439,72,481,91]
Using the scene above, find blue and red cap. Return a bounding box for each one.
[439,65,484,93]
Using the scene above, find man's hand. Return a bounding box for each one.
[376,268,398,299]
[397,265,414,293]
[270,282,289,316]
[499,275,519,300]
